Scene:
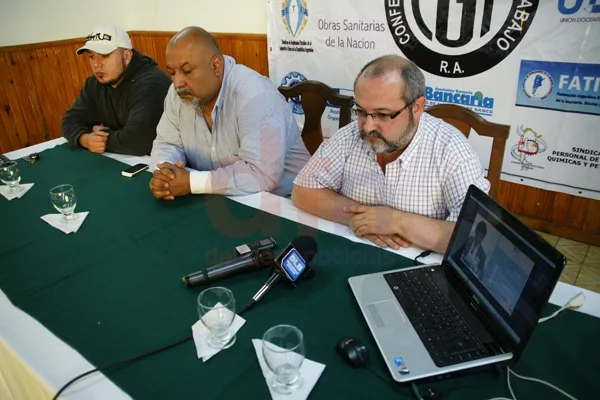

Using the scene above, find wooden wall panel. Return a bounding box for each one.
[583,201,600,234]
[11,52,47,145]
[127,32,269,77]
[552,192,571,226]
[25,48,60,142]
[0,31,598,245]
[0,54,28,150]
[566,196,589,230]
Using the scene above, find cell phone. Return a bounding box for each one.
[122,163,149,177]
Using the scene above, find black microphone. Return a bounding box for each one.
[182,248,275,288]
[242,236,318,313]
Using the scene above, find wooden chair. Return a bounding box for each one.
[425,104,509,199]
[278,80,354,155]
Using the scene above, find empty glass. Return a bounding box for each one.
[0,161,23,193]
[197,287,236,349]
[49,184,77,223]
[262,325,305,394]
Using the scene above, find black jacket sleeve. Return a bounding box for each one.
[104,78,170,156]
[62,78,98,147]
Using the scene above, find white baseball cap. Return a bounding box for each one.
[76,24,132,55]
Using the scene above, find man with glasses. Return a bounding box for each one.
[292,55,489,254]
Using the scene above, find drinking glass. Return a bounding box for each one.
[0,161,23,193]
[197,287,236,349]
[49,184,77,223]
[262,324,305,394]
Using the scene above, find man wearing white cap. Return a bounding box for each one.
[62,24,171,156]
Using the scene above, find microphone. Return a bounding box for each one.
[242,236,318,313]
[182,248,275,288]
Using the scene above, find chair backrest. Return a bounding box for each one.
[425,104,509,199]
[278,80,354,155]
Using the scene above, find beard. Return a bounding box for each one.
[102,57,128,86]
[101,55,127,86]
[360,111,416,154]
[176,89,201,109]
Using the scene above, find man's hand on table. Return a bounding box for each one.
[344,205,411,250]
[149,161,191,201]
[361,234,410,250]
[78,125,110,154]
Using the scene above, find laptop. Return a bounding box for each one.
[348,184,566,383]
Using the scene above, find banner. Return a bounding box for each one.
[266,0,600,200]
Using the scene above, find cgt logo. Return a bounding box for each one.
[559,0,600,14]
[281,0,309,37]
[385,0,539,78]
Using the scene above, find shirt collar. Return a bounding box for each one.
[211,55,235,119]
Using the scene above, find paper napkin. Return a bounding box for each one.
[192,306,246,362]
[252,338,326,400]
[0,183,34,200]
[40,212,89,234]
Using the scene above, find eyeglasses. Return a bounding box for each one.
[351,100,415,122]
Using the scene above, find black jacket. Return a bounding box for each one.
[62,49,171,156]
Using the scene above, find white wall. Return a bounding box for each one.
[127,0,267,35]
[0,0,130,46]
[0,0,266,47]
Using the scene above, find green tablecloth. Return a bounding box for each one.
[0,144,598,400]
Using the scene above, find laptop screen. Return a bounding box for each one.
[444,186,565,349]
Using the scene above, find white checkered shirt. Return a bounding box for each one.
[294,112,490,221]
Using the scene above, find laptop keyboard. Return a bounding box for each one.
[384,268,490,367]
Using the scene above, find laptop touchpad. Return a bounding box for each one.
[367,300,406,328]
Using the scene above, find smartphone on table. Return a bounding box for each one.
[122,163,149,177]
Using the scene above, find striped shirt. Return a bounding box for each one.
[294,112,490,221]
[151,55,310,196]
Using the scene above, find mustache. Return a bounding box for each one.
[176,89,194,97]
[360,130,385,141]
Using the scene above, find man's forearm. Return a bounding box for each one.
[105,126,155,156]
[291,185,360,225]
[395,212,455,254]
[62,123,89,148]
[150,143,185,171]
[78,133,90,149]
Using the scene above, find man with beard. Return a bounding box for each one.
[62,24,171,156]
[292,55,489,254]
[149,27,309,199]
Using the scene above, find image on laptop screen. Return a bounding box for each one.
[445,190,560,347]
[459,217,535,315]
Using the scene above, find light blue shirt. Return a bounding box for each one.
[151,55,310,196]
